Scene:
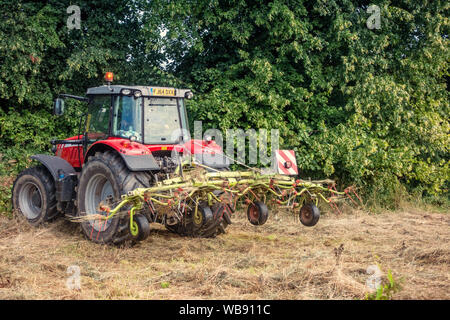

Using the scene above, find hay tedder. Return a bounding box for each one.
[12,73,358,245]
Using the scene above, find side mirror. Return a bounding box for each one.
[53,98,65,116]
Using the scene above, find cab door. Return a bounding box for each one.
[85,95,112,144]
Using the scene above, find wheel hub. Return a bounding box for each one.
[248,204,259,223]
[31,191,41,208]
[84,173,114,231]
[193,207,203,225]
[18,182,42,220]
[300,205,314,224]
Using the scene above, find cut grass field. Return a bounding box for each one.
[0,204,448,300]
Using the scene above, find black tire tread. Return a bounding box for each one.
[247,201,269,226]
[12,165,58,225]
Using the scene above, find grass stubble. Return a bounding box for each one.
[0,202,448,300]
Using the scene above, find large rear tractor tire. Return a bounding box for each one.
[12,165,58,226]
[76,151,152,245]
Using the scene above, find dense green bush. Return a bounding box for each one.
[0,0,448,211]
[0,0,170,171]
[146,0,449,204]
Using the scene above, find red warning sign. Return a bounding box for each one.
[275,150,298,175]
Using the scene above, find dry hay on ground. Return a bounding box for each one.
[0,206,448,300]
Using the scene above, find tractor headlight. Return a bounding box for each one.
[134,90,142,98]
[185,91,194,100]
[121,89,132,96]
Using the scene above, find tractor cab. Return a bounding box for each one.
[85,85,192,145]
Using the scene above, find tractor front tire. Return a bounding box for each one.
[76,151,151,245]
[12,165,58,226]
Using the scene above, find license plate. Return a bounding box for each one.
[151,88,175,96]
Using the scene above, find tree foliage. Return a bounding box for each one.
[0,0,170,174]
[144,0,449,199]
[0,0,448,205]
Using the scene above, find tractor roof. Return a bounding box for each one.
[86,85,191,98]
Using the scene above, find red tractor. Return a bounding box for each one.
[12,73,231,244]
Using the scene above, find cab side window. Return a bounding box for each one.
[112,95,142,142]
[86,95,110,141]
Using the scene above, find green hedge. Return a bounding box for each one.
[0,1,448,214]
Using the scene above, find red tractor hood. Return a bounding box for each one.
[92,137,223,157]
[56,136,227,169]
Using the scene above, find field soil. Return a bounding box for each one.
[0,205,448,300]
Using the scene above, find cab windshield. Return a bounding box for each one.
[143,97,184,144]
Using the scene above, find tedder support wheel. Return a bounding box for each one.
[12,165,58,226]
[299,203,320,227]
[76,151,152,245]
[130,214,150,242]
[247,201,269,226]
